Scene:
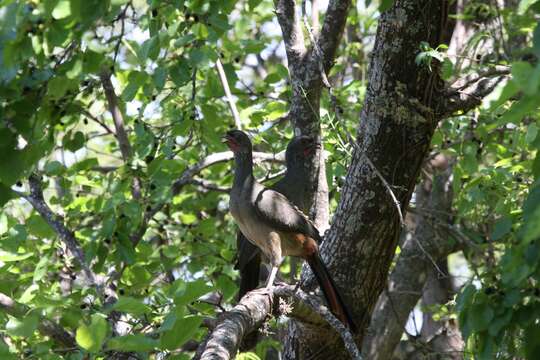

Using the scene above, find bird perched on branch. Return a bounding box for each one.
[224,129,356,332]
[236,135,316,301]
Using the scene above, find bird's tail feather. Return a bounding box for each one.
[307,254,357,333]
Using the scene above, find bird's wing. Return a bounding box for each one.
[253,187,320,240]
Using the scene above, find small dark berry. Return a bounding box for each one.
[70,274,76,280]
[16,181,22,187]
[193,14,199,22]
[152,9,158,17]
[146,205,152,212]
[114,231,118,236]
[150,184,156,190]
[105,239,111,244]
[83,119,88,124]
[151,95,156,101]
[119,289,125,295]
[80,303,87,309]
[234,57,240,63]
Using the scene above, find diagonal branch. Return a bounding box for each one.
[129,151,283,247]
[216,59,242,129]
[0,292,76,348]
[100,71,142,200]
[318,0,352,71]
[196,285,361,360]
[100,72,133,161]
[19,175,97,287]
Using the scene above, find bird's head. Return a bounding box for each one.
[286,136,320,165]
[223,129,252,154]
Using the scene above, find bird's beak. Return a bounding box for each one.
[222,133,232,144]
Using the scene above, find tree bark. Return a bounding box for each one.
[283,1,449,358]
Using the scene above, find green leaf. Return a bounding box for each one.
[153,67,168,90]
[379,0,394,12]
[160,315,202,350]
[169,59,191,87]
[469,303,495,331]
[112,296,151,315]
[0,251,33,262]
[0,183,13,207]
[172,279,212,307]
[518,0,539,14]
[491,217,512,240]
[121,71,147,102]
[44,160,65,176]
[534,23,540,58]
[107,334,158,352]
[138,36,160,62]
[525,323,540,359]
[52,0,71,19]
[5,314,39,338]
[76,314,109,353]
[526,124,538,144]
[33,255,49,282]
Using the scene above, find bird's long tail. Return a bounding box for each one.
[236,233,261,301]
[307,253,357,333]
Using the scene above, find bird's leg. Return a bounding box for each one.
[265,266,278,288]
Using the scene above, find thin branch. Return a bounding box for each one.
[128,151,283,247]
[99,71,133,162]
[0,292,76,348]
[197,285,361,360]
[81,109,115,135]
[215,59,242,129]
[440,75,508,117]
[100,71,142,200]
[18,175,97,287]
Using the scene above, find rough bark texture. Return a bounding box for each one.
[282,1,449,358]
[361,161,458,359]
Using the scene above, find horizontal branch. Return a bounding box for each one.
[439,66,511,117]
[197,285,360,360]
[130,151,283,246]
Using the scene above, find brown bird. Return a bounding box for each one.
[224,129,356,332]
[236,135,316,300]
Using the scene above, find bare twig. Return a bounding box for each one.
[99,71,142,200]
[216,59,242,129]
[100,72,133,161]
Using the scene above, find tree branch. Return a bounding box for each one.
[128,151,283,247]
[362,162,459,359]
[274,0,307,63]
[318,0,352,70]
[216,59,242,129]
[99,72,133,162]
[20,175,97,287]
[0,292,76,348]
[196,285,360,360]
[439,66,511,117]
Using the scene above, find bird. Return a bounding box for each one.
[224,129,356,332]
[236,135,316,301]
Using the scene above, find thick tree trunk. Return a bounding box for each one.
[282,1,449,358]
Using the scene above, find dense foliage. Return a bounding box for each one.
[0,0,539,359]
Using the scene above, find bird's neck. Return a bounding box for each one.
[233,152,253,188]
